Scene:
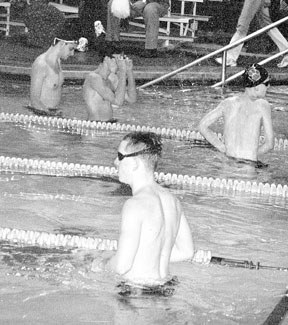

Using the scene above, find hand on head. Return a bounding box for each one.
[125,57,133,71]
[115,55,127,71]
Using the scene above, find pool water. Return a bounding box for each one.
[0,78,288,324]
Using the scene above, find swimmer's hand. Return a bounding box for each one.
[125,58,133,71]
[91,257,108,272]
[192,250,212,264]
[131,0,146,14]
[91,252,114,272]
[115,56,127,72]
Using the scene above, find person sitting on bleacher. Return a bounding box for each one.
[105,0,169,57]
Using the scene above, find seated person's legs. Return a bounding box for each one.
[142,2,168,57]
[106,0,121,42]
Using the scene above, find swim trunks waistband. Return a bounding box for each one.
[90,118,118,124]
[117,276,179,297]
[24,105,63,117]
[228,156,268,168]
[236,158,268,169]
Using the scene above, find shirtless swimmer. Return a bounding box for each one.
[198,63,274,163]
[29,37,77,116]
[91,132,210,290]
[83,54,136,122]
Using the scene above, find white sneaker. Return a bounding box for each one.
[277,55,288,68]
[215,57,237,67]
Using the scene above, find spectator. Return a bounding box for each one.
[215,0,288,68]
[105,0,169,57]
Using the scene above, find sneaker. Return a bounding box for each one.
[215,57,237,67]
[277,55,288,68]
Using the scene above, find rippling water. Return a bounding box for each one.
[0,78,288,324]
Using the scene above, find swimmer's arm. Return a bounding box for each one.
[170,211,194,262]
[198,104,226,153]
[86,73,116,102]
[87,72,126,106]
[105,200,141,274]
[30,61,48,110]
[258,102,274,155]
[124,59,137,103]
[113,62,127,106]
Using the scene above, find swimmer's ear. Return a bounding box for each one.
[58,40,67,48]
[131,157,139,171]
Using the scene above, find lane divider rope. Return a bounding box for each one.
[0,227,117,250]
[1,112,288,150]
[1,156,288,197]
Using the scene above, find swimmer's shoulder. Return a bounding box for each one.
[32,54,48,69]
[31,55,50,77]
[256,97,270,110]
[221,95,247,112]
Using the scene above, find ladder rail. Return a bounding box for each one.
[138,15,288,89]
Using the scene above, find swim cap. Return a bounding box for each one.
[242,63,269,88]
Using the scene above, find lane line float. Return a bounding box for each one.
[1,112,288,150]
[1,227,288,273]
[1,156,288,197]
[0,227,117,250]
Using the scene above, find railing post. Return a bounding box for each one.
[221,50,227,89]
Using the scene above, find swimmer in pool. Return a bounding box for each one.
[83,54,136,122]
[108,54,137,105]
[198,63,274,163]
[91,132,210,291]
[29,37,77,116]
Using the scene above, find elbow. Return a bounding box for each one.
[198,121,206,135]
[269,142,274,151]
[184,246,194,261]
[114,261,132,276]
[30,95,38,108]
[267,137,274,151]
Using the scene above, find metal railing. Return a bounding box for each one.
[138,15,288,89]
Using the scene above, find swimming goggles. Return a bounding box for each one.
[117,148,151,161]
[53,37,78,46]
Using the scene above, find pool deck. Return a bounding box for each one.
[0,36,288,85]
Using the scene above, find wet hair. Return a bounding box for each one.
[101,53,114,62]
[242,63,269,88]
[122,132,162,170]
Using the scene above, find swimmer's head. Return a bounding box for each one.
[53,37,78,47]
[121,132,162,170]
[53,37,78,58]
[102,55,117,73]
[242,63,269,88]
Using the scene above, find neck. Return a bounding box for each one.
[46,45,61,64]
[130,171,155,196]
[245,89,259,101]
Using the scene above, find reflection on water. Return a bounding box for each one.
[1,80,288,324]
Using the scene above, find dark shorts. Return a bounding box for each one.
[91,118,118,124]
[235,158,268,169]
[117,275,179,297]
